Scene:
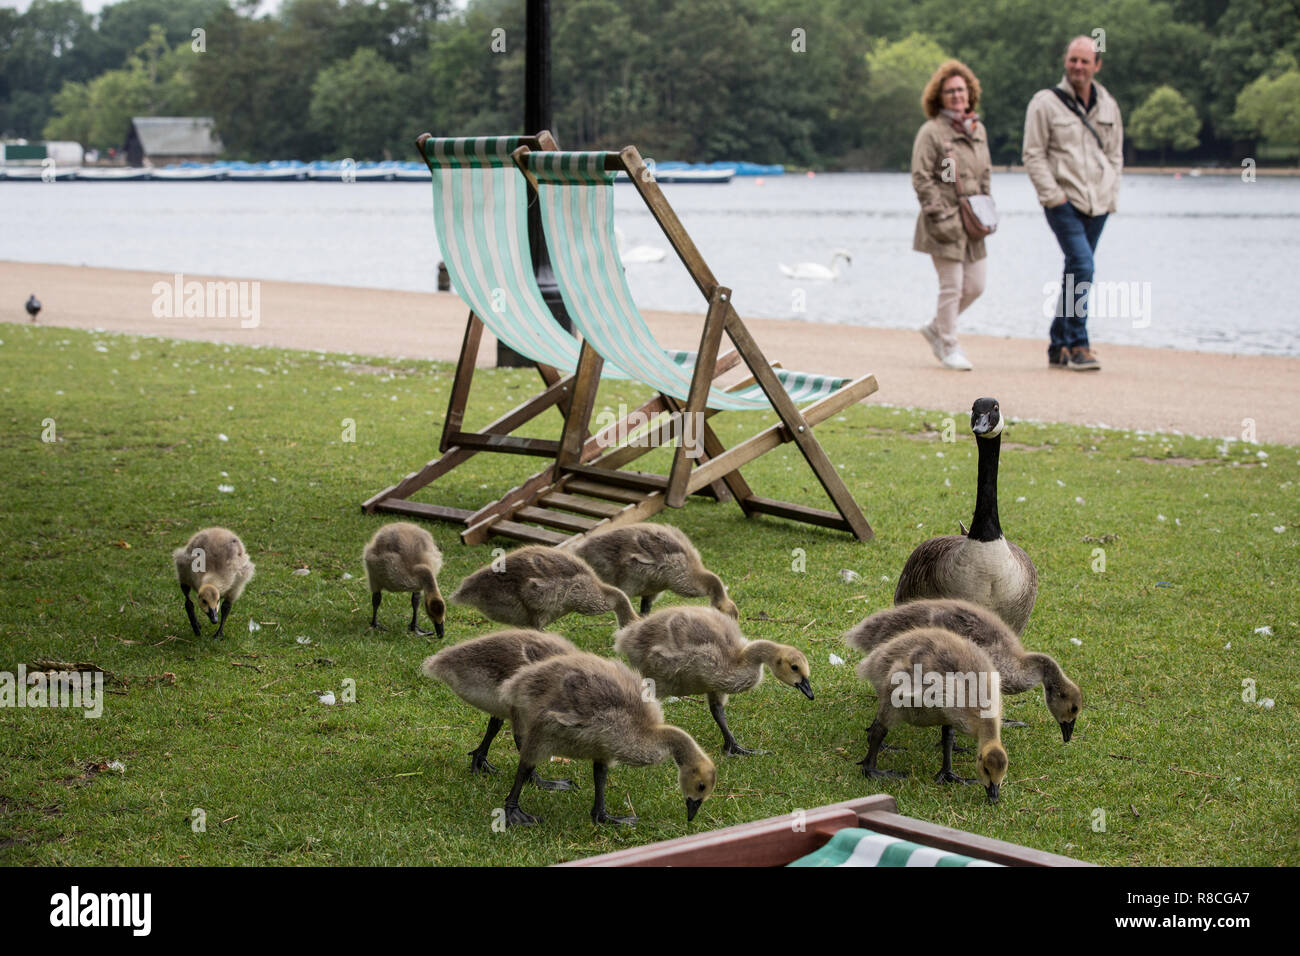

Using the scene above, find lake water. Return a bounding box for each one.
[5,171,1298,356]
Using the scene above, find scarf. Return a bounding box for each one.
[941,107,980,137]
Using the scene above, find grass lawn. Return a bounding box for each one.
[1,321,1296,866]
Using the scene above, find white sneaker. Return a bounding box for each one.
[919,323,945,363]
[942,347,973,371]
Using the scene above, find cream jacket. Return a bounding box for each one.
[911,115,991,262]
[1022,78,1123,215]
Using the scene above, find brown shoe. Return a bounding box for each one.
[1067,346,1100,371]
[1049,347,1070,369]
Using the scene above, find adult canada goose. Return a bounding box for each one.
[363,522,446,637]
[895,397,1038,634]
[173,527,255,639]
[450,545,637,629]
[778,249,851,281]
[856,627,1008,803]
[843,598,1082,741]
[573,522,738,618]
[422,630,580,788]
[25,294,41,322]
[614,606,812,756]
[499,652,716,826]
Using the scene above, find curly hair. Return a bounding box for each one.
[921,60,981,118]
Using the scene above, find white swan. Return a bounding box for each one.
[779,248,851,281]
[614,226,666,264]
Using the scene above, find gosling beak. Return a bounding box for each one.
[434,619,446,640]
[685,798,702,822]
[1060,719,1075,743]
[206,607,219,624]
[986,783,1000,804]
[796,678,814,700]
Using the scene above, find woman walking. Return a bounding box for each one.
[912,60,993,371]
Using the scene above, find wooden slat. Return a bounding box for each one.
[513,507,599,533]
[371,499,476,523]
[743,497,852,531]
[561,476,655,504]
[439,312,484,453]
[563,467,669,493]
[444,432,561,457]
[537,492,623,517]
[667,285,729,507]
[478,519,568,546]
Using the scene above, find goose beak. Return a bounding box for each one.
[1060,719,1075,743]
[796,678,814,700]
[971,411,997,436]
[685,798,702,822]
[986,783,1000,804]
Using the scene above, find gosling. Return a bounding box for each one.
[573,522,738,618]
[363,522,446,638]
[614,606,812,756]
[421,629,579,789]
[450,545,637,629]
[173,527,255,640]
[843,598,1082,742]
[856,627,1008,803]
[499,652,717,827]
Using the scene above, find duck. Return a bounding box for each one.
[843,598,1082,741]
[173,527,255,639]
[450,545,638,629]
[363,522,446,637]
[499,651,716,826]
[572,522,738,618]
[778,249,851,281]
[614,606,812,756]
[894,397,1038,634]
[856,627,1008,803]
[421,629,580,788]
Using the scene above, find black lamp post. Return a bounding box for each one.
[500,0,573,366]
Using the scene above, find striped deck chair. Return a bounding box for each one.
[361,133,742,533]
[498,144,879,545]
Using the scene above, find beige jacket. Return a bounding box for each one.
[1022,78,1124,215]
[911,115,991,262]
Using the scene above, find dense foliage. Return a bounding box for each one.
[3,0,1298,165]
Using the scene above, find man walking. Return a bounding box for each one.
[1023,35,1124,371]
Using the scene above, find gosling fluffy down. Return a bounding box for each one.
[498,652,716,827]
[450,545,637,629]
[421,629,578,778]
[573,522,738,617]
[843,598,1082,741]
[614,606,812,755]
[857,627,1008,803]
[173,527,255,639]
[363,522,446,637]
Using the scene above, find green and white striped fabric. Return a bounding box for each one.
[787,828,1004,867]
[421,137,630,378]
[526,150,850,412]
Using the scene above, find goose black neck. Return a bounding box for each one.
[968,434,1003,542]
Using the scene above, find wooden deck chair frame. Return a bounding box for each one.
[497,143,877,546]
[360,131,738,530]
[558,795,1093,867]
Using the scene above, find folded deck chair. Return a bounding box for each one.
[560,795,1093,867]
[361,133,740,532]
[490,144,877,545]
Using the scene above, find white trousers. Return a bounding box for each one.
[925,254,987,352]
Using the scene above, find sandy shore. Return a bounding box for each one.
[5,259,1298,444]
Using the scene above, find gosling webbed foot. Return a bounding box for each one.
[934,769,977,785]
[1001,718,1029,728]
[592,809,637,826]
[468,752,499,775]
[531,770,574,791]
[952,744,974,754]
[863,767,909,780]
[504,805,538,827]
[408,623,435,636]
[723,741,767,757]
[881,743,907,752]
[368,622,388,633]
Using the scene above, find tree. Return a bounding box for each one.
[308,48,414,159]
[861,32,949,169]
[1129,84,1201,162]
[1233,55,1300,155]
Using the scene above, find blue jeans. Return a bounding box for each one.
[1045,202,1108,353]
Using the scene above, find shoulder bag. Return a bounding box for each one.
[946,144,997,239]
